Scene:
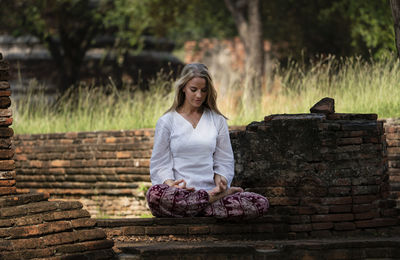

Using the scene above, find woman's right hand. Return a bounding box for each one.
[164,179,195,191]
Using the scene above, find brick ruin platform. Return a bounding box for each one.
[97,112,400,259]
[0,53,115,259]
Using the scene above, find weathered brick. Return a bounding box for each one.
[0,160,14,170]
[209,224,252,234]
[328,186,351,196]
[312,222,334,230]
[145,225,188,235]
[311,214,354,222]
[74,229,106,242]
[355,218,398,228]
[0,179,15,186]
[0,186,16,195]
[353,195,378,204]
[352,185,379,195]
[269,197,299,206]
[321,197,352,205]
[334,222,356,230]
[70,218,96,228]
[329,205,352,213]
[54,239,114,254]
[353,204,377,213]
[188,225,210,235]
[0,81,10,90]
[0,171,16,180]
[354,211,380,220]
[289,224,312,232]
[0,127,13,137]
[1,248,54,259]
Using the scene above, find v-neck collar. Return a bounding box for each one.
[175,109,206,130]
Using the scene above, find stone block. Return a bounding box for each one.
[122,226,145,235]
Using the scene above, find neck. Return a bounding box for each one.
[178,103,203,114]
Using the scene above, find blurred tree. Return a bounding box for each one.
[0,0,110,92]
[390,0,400,58]
[224,0,264,107]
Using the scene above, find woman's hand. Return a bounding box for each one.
[210,174,228,195]
[164,179,195,191]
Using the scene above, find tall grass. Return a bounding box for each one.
[12,55,400,134]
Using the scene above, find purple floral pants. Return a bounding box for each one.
[146,184,269,219]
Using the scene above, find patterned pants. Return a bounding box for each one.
[146,184,269,219]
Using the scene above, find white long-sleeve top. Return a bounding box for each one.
[150,108,235,191]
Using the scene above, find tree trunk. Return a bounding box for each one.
[391,0,400,59]
[225,0,264,109]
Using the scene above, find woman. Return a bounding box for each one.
[146,63,269,219]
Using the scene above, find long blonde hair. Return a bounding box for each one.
[166,63,226,118]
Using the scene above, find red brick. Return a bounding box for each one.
[1,248,54,259]
[334,222,356,230]
[71,218,96,228]
[311,214,354,223]
[0,160,14,170]
[10,237,43,250]
[74,229,106,242]
[121,226,145,235]
[0,179,15,187]
[54,239,114,254]
[312,222,334,230]
[0,186,16,195]
[0,117,12,126]
[42,231,75,246]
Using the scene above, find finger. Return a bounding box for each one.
[185,186,195,192]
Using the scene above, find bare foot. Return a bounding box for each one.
[207,186,244,203]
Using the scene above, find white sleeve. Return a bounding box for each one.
[150,118,175,185]
[213,117,235,187]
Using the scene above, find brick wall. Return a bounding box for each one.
[385,118,400,207]
[0,53,115,259]
[14,130,154,218]
[230,113,399,236]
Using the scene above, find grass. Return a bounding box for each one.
[12,55,400,134]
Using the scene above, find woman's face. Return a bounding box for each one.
[182,77,208,108]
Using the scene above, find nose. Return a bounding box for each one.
[195,91,202,98]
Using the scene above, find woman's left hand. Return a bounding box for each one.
[210,174,227,195]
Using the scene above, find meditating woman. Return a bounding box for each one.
[146,63,269,219]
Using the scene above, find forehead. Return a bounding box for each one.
[186,77,206,88]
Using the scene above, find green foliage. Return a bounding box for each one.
[320,0,396,58]
[12,55,400,134]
